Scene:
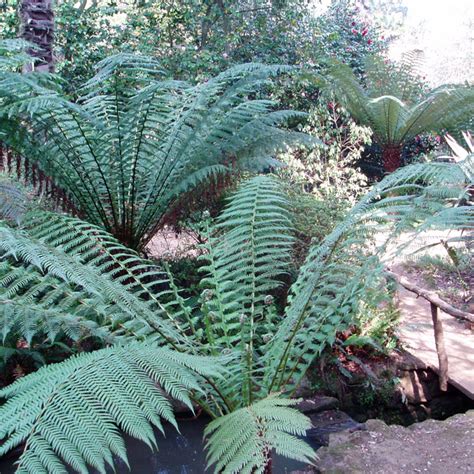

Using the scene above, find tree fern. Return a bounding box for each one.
[205,394,316,474]
[0,49,314,249]
[1,159,471,472]
[327,58,474,171]
[0,343,224,474]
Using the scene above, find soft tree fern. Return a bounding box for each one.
[327,58,474,172]
[0,161,472,472]
[0,46,312,250]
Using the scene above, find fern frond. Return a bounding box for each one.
[0,212,192,348]
[205,394,316,474]
[0,179,29,224]
[198,175,294,404]
[0,343,224,474]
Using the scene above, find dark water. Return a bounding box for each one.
[0,416,315,473]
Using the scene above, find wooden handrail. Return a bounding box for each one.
[386,270,474,323]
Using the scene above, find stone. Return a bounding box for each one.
[298,396,340,415]
[314,410,474,473]
[307,410,366,447]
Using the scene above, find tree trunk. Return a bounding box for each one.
[382,144,402,173]
[215,0,231,55]
[19,0,54,72]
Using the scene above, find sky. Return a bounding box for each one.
[314,0,473,85]
[388,0,473,85]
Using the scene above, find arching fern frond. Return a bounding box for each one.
[198,175,294,406]
[262,156,473,394]
[200,175,294,342]
[205,394,316,474]
[0,212,192,349]
[0,343,224,474]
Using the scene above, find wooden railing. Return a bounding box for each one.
[387,270,474,391]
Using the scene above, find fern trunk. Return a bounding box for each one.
[19,0,54,72]
[264,456,272,474]
[382,144,402,172]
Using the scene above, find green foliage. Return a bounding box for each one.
[205,395,316,473]
[54,2,125,95]
[277,97,370,263]
[199,176,294,350]
[1,155,472,472]
[0,343,224,474]
[0,175,317,472]
[0,52,311,249]
[0,177,29,224]
[352,288,400,353]
[1,0,387,86]
[288,192,347,266]
[0,210,191,349]
[0,39,35,71]
[315,0,387,75]
[279,98,371,202]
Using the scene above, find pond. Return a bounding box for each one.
[0,416,317,473]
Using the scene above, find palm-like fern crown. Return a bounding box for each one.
[328,57,474,146]
[0,156,472,473]
[0,50,313,249]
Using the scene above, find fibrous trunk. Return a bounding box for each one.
[19,0,54,72]
[382,144,402,173]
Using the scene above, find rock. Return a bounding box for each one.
[307,410,366,447]
[314,410,474,473]
[298,396,340,415]
[393,350,428,371]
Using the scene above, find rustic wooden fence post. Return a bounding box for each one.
[430,303,449,391]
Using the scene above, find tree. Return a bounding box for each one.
[19,0,55,72]
[328,59,474,172]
